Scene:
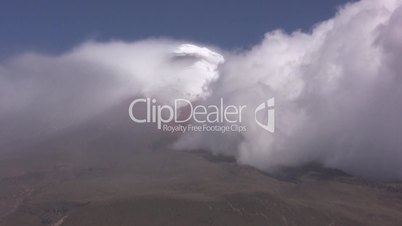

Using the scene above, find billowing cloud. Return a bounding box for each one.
[175,0,402,180]
[1,0,402,180]
[0,41,223,149]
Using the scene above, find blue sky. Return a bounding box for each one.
[0,0,353,57]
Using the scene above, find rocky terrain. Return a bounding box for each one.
[1,137,402,226]
[1,106,402,226]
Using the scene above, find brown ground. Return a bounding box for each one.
[1,117,402,226]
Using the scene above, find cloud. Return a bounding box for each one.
[174,0,402,180]
[0,40,223,149]
[1,0,402,180]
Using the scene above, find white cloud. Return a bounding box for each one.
[175,0,402,180]
[1,0,402,180]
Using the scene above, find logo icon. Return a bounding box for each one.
[254,98,275,133]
